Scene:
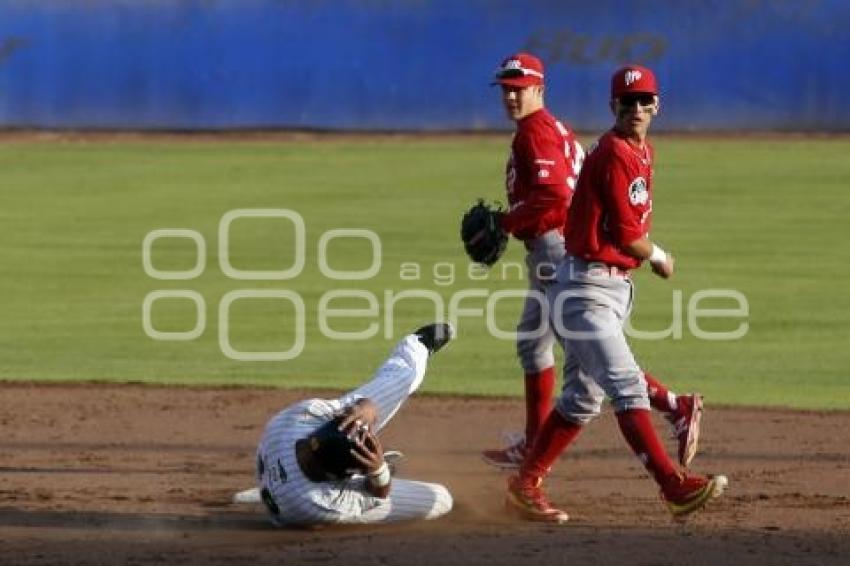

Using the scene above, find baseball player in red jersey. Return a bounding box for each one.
[504,65,727,524]
[481,53,703,471]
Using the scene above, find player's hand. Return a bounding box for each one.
[349,428,385,474]
[338,398,379,435]
[650,253,675,279]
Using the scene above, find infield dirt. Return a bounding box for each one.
[1,382,848,565]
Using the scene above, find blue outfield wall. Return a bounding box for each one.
[0,0,847,131]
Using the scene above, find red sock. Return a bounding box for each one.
[643,371,676,414]
[521,409,582,479]
[524,367,555,444]
[616,408,679,486]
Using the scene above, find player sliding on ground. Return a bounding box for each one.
[249,323,454,526]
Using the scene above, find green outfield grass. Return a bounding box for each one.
[1,135,848,409]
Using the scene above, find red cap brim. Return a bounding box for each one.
[614,89,658,97]
[491,76,542,88]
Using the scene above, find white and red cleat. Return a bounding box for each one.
[668,394,703,468]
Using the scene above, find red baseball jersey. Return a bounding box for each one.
[565,129,654,271]
[501,108,584,241]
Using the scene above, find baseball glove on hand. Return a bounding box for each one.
[460,199,508,266]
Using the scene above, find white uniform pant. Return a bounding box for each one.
[516,230,567,372]
[546,257,650,424]
[327,334,453,524]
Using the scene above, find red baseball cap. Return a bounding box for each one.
[492,52,545,87]
[611,64,658,98]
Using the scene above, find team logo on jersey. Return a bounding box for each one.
[624,70,642,86]
[628,177,649,205]
[538,168,550,179]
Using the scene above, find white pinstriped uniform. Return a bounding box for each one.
[256,334,453,525]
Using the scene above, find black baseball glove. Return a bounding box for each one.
[460,199,508,266]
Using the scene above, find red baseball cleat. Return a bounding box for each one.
[662,473,728,518]
[482,433,527,469]
[505,474,569,524]
[667,394,703,468]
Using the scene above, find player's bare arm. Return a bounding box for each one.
[350,428,391,498]
[623,236,675,279]
[338,398,379,433]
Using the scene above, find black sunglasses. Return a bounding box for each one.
[618,94,656,107]
[495,68,524,79]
